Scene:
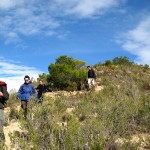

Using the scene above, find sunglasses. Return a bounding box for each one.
[25,79,29,82]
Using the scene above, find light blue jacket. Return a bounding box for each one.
[17,82,36,101]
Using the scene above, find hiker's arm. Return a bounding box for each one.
[0,91,3,96]
[2,86,9,100]
[16,85,23,99]
[44,85,48,92]
[46,85,49,91]
[32,86,36,94]
[35,85,39,90]
[31,85,38,101]
[93,70,96,79]
[30,85,36,95]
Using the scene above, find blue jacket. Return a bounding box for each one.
[17,82,36,101]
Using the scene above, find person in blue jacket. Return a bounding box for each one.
[17,75,36,119]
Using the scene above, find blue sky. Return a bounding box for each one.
[0,0,150,91]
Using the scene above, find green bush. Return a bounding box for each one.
[48,55,87,91]
[113,56,132,65]
[105,60,112,66]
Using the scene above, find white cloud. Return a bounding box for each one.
[0,0,24,9]
[4,32,20,44]
[121,17,150,65]
[0,2,60,44]
[53,0,123,17]
[0,0,124,43]
[0,57,42,91]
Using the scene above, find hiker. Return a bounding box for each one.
[36,79,48,103]
[16,75,36,119]
[0,81,9,141]
[87,66,96,90]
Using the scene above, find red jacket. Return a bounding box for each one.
[0,81,9,109]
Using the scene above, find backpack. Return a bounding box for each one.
[0,81,9,101]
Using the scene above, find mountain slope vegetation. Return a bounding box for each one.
[3,56,150,150]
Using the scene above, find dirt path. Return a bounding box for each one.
[3,107,23,150]
[3,121,22,150]
[45,85,104,97]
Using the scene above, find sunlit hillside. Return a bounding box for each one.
[2,58,150,150]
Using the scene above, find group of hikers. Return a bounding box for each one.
[0,66,96,142]
[0,76,48,142]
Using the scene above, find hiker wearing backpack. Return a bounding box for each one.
[87,66,96,90]
[36,79,48,103]
[16,75,36,119]
[0,81,9,141]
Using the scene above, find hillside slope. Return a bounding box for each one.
[3,63,150,150]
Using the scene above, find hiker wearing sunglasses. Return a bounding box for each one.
[16,75,36,119]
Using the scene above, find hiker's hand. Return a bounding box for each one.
[16,97,20,100]
[0,92,3,96]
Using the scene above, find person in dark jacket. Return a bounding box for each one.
[87,66,96,90]
[0,81,9,141]
[16,75,36,119]
[36,79,48,103]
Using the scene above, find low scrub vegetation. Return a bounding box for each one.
[4,56,150,149]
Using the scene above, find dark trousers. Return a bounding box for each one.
[21,100,28,119]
